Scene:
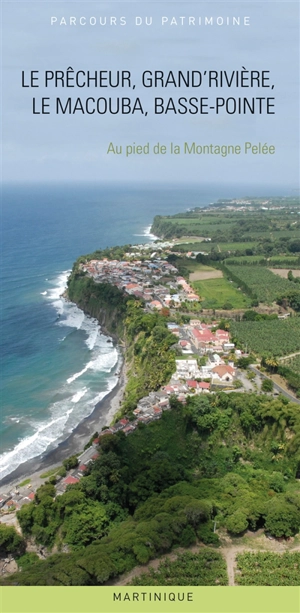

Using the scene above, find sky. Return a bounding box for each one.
[2,1,299,186]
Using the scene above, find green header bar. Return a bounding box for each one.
[1,587,299,613]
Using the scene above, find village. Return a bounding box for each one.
[0,253,258,520]
[0,251,273,522]
[80,255,200,308]
[0,307,245,519]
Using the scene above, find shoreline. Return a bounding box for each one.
[0,354,127,492]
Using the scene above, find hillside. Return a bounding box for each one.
[2,203,300,587]
[2,391,300,585]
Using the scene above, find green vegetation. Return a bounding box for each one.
[277,365,300,397]
[4,207,300,587]
[40,466,66,479]
[225,256,299,267]
[63,455,79,471]
[130,550,228,585]
[225,255,268,265]
[285,355,300,375]
[121,302,176,415]
[199,241,259,253]
[168,256,214,277]
[236,552,300,586]
[67,269,176,417]
[0,525,25,557]
[40,469,59,479]
[67,273,130,337]
[192,277,251,309]
[231,317,300,357]
[18,478,31,487]
[261,379,274,393]
[170,254,300,312]
[152,201,300,257]
[225,265,300,308]
[2,391,300,585]
[16,552,40,570]
[261,354,300,398]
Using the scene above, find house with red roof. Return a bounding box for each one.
[149,300,163,310]
[123,425,136,434]
[187,379,198,389]
[119,418,129,426]
[198,381,211,392]
[64,476,79,486]
[192,328,216,349]
[99,429,114,437]
[211,364,235,383]
[78,465,87,473]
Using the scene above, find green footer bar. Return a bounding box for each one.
[1,587,299,613]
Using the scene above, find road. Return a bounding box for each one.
[249,365,300,404]
[279,351,300,362]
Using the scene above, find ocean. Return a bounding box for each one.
[0,182,292,483]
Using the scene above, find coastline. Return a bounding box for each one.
[0,354,127,492]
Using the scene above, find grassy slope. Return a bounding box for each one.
[193,278,251,309]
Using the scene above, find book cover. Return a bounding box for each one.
[1,1,299,611]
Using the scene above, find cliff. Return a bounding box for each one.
[66,264,177,416]
[67,269,129,340]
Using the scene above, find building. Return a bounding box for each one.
[211,364,236,383]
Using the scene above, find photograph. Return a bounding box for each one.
[1,1,299,611]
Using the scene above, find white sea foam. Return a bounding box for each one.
[66,347,118,385]
[0,367,120,480]
[133,225,158,240]
[67,363,92,384]
[84,324,99,350]
[71,388,87,403]
[0,407,74,479]
[45,270,70,316]
[40,291,47,296]
[90,347,118,373]
[0,270,121,482]
[58,306,85,329]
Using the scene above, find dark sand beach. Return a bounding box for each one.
[0,357,126,491]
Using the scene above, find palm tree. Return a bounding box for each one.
[265,356,279,373]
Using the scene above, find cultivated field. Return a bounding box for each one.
[270,268,300,278]
[230,317,300,357]
[193,277,251,309]
[190,267,223,281]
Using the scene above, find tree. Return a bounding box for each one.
[179,525,197,547]
[265,357,279,373]
[63,502,109,547]
[183,500,211,527]
[288,240,300,253]
[262,378,274,392]
[237,356,252,369]
[226,510,248,534]
[17,503,35,535]
[265,501,299,537]
[35,482,56,503]
[0,525,25,556]
[63,455,79,471]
